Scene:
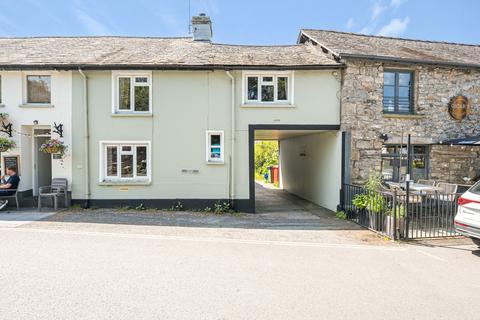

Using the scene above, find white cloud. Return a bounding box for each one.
[376,16,410,36]
[371,2,387,21]
[74,9,111,35]
[390,0,406,8]
[346,18,355,29]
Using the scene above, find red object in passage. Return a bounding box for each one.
[272,165,279,184]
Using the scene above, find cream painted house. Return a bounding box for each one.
[0,15,344,212]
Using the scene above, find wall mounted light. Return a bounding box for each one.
[33,120,38,125]
[379,133,388,141]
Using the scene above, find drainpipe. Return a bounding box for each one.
[226,71,235,204]
[78,68,90,208]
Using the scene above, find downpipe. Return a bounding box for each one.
[78,68,90,208]
[226,71,235,206]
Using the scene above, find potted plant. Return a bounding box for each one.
[363,173,389,230]
[384,203,406,239]
[0,136,15,152]
[39,139,67,156]
[0,113,8,121]
[352,193,369,225]
[367,193,388,230]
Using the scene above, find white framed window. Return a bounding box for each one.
[0,75,2,104]
[25,74,51,104]
[206,131,224,164]
[243,72,292,104]
[99,141,151,183]
[112,71,152,114]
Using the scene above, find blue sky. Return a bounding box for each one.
[0,0,479,45]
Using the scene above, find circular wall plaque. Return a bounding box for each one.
[448,95,471,121]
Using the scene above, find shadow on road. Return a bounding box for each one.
[403,238,478,253]
[0,183,365,232]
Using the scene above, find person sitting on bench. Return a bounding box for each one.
[0,166,20,210]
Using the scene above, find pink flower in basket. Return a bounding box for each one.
[39,139,67,156]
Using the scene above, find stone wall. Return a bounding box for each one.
[341,59,480,184]
[430,145,480,184]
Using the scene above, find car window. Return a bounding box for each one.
[469,182,480,195]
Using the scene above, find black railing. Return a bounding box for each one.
[383,97,413,114]
[405,191,459,238]
[342,184,401,239]
[341,184,460,240]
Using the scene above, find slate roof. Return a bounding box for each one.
[0,36,341,70]
[300,29,480,68]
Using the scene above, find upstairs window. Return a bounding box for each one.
[206,131,224,164]
[27,75,51,104]
[383,70,414,114]
[114,72,151,113]
[244,73,290,104]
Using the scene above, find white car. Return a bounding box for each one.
[455,181,480,247]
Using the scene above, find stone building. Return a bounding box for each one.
[299,30,480,185]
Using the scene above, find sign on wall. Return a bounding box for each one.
[448,95,471,121]
[3,155,20,175]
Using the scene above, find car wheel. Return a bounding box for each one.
[472,238,480,247]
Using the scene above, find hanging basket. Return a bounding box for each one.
[0,137,15,153]
[39,139,67,157]
[44,146,61,154]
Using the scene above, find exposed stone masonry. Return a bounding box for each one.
[341,59,480,184]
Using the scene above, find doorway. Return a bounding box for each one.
[33,129,52,196]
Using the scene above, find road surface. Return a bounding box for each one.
[0,208,478,320]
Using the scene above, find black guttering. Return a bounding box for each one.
[0,64,345,71]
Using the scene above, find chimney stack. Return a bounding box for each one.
[191,13,212,41]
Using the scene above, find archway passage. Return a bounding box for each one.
[249,125,342,214]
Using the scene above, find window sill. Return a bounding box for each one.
[207,161,225,165]
[19,103,54,108]
[111,113,153,118]
[241,103,296,109]
[383,113,425,119]
[98,180,151,186]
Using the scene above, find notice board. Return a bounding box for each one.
[3,156,20,175]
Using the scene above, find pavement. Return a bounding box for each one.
[0,184,478,319]
[0,209,56,228]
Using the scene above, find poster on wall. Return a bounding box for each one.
[3,156,20,175]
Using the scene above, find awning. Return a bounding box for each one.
[437,135,480,146]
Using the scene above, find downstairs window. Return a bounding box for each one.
[381,145,428,182]
[101,142,150,182]
[206,131,224,164]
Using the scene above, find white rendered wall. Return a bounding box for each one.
[279,131,342,211]
[0,71,73,192]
